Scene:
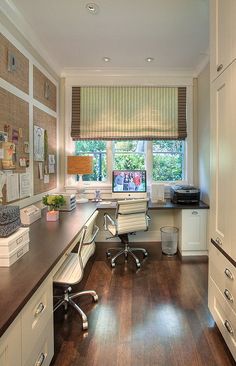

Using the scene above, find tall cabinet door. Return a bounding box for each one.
[210,66,232,255]
[210,0,236,81]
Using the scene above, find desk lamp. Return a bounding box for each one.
[67,156,93,203]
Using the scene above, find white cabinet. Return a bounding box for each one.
[0,317,21,366]
[0,276,54,366]
[210,0,236,81]
[175,209,207,256]
[210,66,233,255]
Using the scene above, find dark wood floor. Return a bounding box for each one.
[52,243,236,366]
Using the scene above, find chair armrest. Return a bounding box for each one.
[104,213,116,230]
[83,225,99,246]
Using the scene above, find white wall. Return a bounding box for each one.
[196,63,210,204]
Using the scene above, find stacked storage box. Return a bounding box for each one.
[0,227,30,266]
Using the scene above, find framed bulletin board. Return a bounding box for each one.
[33,106,57,195]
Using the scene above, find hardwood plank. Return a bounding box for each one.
[52,245,235,366]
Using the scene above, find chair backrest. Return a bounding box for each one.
[115,199,149,235]
[78,210,99,268]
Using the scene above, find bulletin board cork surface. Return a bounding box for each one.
[0,33,29,95]
[0,87,29,204]
[33,106,57,195]
[33,66,57,112]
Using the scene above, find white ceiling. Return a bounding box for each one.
[6,0,209,74]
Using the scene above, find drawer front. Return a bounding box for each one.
[181,209,207,251]
[0,33,29,94]
[0,316,21,366]
[209,277,236,360]
[33,66,57,111]
[0,229,29,255]
[22,277,53,364]
[24,317,53,366]
[209,244,236,312]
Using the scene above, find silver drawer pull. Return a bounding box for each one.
[17,249,23,258]
[224,268,234,280]
[192,211,198,215]
[215,237,222,246]
[16,236,23,245]
[224,320,234,335]
[35,302,45,317]
[35,352,46,366]
[224,289,234,303]
[217,64,223,72]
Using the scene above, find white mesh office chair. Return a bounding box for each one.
[53,210,99,330]
[104,199,149,268]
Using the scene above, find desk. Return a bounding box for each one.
[0,203,97,365]
[95,199,209,257]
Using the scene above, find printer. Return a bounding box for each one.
[170,185,200,204]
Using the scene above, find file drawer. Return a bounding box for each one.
[22,277,53,365]
[0,33,29,94]
[209,244,236,313]
[209,277,236,360]
[33,66,57,112]
[24,317,53,366]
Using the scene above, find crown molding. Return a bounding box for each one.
[194,51,210,77]
[0,0,61,76]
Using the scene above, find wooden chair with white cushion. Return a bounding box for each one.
[104,199,149,268]
[53,210,99,330]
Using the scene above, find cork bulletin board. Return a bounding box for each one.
[33,106,57,194]
[0,87,29,204]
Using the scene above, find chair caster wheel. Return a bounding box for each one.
[106,252,111,258]
[82,321,88,330]
[144,252,148,257]
[136,262,141,268]
[111,262,115,268]
[93,294,98,302]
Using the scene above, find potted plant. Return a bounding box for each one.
[42,194,66,221]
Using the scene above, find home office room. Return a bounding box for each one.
[0,0,235,365]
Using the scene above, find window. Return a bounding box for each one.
[113,141,146,170]
[74,139,185,183]
[75,140,107,181]
[152,140,185,181]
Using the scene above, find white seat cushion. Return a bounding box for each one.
[54,242,95,285]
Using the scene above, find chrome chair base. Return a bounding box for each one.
[53,286,98,330]
[106,243,148,268]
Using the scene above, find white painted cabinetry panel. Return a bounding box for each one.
[0,316,21,366]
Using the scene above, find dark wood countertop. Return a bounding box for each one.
[0,203,97,337]
[96,199,209,210]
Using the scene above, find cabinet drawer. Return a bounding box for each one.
[0,316,21,366]
[33,66,57,111]
[22,277,53,364]
[24,317,53,366]
[209,243,236,313]
[209,277,236,360]
[0,33,29,94]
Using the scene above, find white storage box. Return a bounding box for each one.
[0,241,29,267]
[0,227,29,255]
[20,205,41,225]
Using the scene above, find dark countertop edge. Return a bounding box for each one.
[0,204,97,337]
[211,238,236,268]
[96,200,209,210]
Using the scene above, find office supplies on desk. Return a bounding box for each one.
[55,193,76,211]
[0,227,30,267]
[0,205,21,237]
[20,205,41,225]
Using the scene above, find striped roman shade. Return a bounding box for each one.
[71,86,187,140]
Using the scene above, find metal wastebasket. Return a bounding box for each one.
[160,226,178,256]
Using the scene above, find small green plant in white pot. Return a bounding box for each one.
[42,194,66,221]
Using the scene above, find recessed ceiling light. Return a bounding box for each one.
[103,57,111,62]
[86,3,99,14]
[145,57,154,62]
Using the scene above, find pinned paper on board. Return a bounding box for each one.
[49,164,55,174]
[44,174,49,184]
[38,162,43,180]
[20,173,31,198]
[48,154,55,164]
[34,126,44,161]
[6,173,19,202]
